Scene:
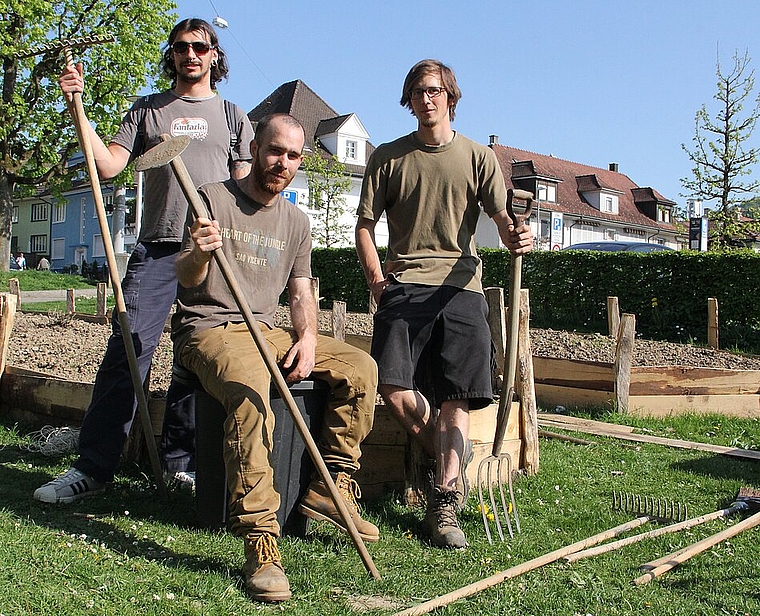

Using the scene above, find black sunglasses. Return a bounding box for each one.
[170,41,215,55]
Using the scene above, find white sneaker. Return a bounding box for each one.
[164,470,196,492]
[33,468,105,504]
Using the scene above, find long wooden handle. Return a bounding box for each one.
[565,503,745,563]
[393,516,651,616]
[165,146,380,580]
[64,49,166,498]
[632,509,760,586]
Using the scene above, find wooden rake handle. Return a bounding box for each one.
[632,509,760,585]
[163,140,381,580]
[393,516,651,616]
[62,47,166,499]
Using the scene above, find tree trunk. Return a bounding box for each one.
[0,169,15,273]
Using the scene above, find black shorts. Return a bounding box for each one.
[371,282,494,410]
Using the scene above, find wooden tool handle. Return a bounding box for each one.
[393,516,651,615]
[632,509,760,586]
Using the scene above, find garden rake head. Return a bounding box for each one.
[612,491,689,522]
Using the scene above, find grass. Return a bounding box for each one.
[21,298,116,315]
[1,270,98,292]
[0,411,758,615]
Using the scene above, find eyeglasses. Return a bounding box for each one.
[409,86,446,100]
[170,41,215,55]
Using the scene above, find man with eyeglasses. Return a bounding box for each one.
[34,18,254,505]
[356,59,533,549]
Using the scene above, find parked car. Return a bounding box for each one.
[562,241,673,253]
[9,255,21,270]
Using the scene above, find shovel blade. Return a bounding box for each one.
[134,135,192,171]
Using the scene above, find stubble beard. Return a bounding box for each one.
[252,160,289,196]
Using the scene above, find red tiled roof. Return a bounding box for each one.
[491,144,676,230]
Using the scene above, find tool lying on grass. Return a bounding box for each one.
[633,486,760,586]
[476,188,532,544]
[566,489,758,563]
[17,36,167,498]
[393,514,653,616]
[134,136,381,580]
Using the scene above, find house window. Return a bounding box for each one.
[52,237,65,260]
[92,234,105,258]
[601,197,613,213]
[345,140,357,160]
[52,202,66,223]
[658,207,671,223]
[98,194,114,217]
[537,182,556,203]
[605,228,616,241]
[31,202,49,222]
[11,206,18,223]
[30,234,47,253]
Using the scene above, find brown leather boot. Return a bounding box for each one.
[425,486,468,549]
[298,471,380,542]
[243,533,291,603]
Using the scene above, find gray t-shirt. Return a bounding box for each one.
[112,90,254,243]
[172,179,312,353]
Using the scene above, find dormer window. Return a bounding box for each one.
[345,140,357,161]
[601,196,613,213]
[536,181,557,203]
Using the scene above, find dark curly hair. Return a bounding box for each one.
[159,18,229,88]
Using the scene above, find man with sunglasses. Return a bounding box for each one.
[34,18,254,504]
[356,59,533,549]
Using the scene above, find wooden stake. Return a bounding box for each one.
[8,278,20,308]
[485,287,506,384]
[614,313,635,413]
[332,300,346,341]
[607,296,620,337]
[518,288,539,475]
[66,288,75,315]
[707,297,719,350]
[96,282,107,317]
[0,293,18,381]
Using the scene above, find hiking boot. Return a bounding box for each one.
[33,467,105,504]
[455,439,474,510]
[425,486,468,549]
[298,471,380,542]
[164,470,196,492]
[243,533,291,603]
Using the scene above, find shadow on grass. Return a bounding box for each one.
[0,445,240,581]
[670,454,760,489]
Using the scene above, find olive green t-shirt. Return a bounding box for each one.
[357,132,507,294]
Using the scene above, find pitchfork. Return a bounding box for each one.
[477,188,533,543]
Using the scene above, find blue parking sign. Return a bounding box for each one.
[281,189,297,204]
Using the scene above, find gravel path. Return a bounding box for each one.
[7,310,760,398]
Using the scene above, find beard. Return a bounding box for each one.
[252,158,291,195]
[176,61,209,85]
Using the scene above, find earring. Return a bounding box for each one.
[212,59,217,67]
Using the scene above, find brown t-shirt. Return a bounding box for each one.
[357,132,507,294]
[172,179,312,353]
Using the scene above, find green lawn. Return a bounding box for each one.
[0,411,758,615]
[1,270,98,292]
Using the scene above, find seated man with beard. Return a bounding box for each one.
[171,113,378,604]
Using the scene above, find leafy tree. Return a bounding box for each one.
[302,147,353,247]
[0,0,177,270]
[681,50,760,249]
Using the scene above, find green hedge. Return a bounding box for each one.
[311,247,760,353]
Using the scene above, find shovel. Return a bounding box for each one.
[134,135,381,580]
[477,188,533,543]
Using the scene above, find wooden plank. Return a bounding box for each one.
[534,382,614,410]
[538,413,637,434]
[630,366,760,396]
[532,356,615,391]
[628,395,760,419]
[537,415,760,461]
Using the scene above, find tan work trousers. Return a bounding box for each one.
[179,322,377,537]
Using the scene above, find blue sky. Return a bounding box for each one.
[171,0,759,210]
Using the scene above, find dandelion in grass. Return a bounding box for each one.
[477,503,495,521]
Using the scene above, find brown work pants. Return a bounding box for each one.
[179,322,377,537]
